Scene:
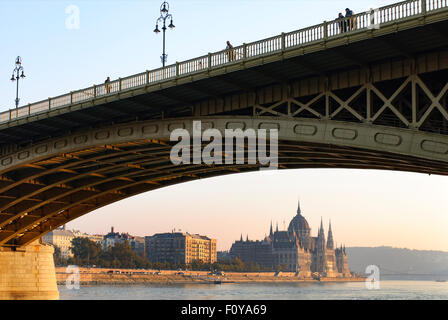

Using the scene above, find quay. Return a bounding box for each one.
[56,267,365,285]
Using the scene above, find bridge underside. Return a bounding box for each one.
[0,15,448,248]
[1,69,447,247]
[2,3,448,302]
[0,115,447,247]
[2,19,448,148]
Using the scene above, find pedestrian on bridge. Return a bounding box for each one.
[105,77,111,94]
[345,8,356,31]
[226,41,236,62]
[337,13,346,33]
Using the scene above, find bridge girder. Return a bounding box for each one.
[1,8,448,247]
[0,108,447,246]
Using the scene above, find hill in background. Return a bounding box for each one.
[346,247,448,276]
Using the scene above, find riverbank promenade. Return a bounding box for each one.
[56,267,365,285]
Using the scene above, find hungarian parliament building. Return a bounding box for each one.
[230,202,351,277]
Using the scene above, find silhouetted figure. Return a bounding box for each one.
[345,8,355,31]
[105,76,111,93]
[226,41,236,62]
[337,13,346,33]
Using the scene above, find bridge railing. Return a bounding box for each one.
[178,55,209,75]
[428,0,448,11]
[1,0,447,124]
[286,24,325,47]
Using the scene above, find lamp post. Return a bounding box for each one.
[10,56,26,109]
[154,1,175,67]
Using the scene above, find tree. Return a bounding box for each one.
[234,257,245,271]
[276,264,288,272]
[102,241,150,269]
[53,245,64,266]
[70,237,102,266]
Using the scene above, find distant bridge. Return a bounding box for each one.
[0,0,447,248]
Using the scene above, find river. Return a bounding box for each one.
[58,280,448,300]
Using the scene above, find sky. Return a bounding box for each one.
[0,0,447,252]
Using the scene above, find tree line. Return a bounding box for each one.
[54,237,287,272]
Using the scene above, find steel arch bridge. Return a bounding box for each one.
[0,0,448,247]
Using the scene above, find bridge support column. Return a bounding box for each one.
[0,241,59,300]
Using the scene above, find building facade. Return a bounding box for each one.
[42,226,105,260]
[229,202,351,277]
[217,250,231,261]
[42,228,75,260]
[145,232,217,265]
[102,227,145,257]
[72,230,104,245]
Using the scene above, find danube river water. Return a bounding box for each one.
[59,280,448,300]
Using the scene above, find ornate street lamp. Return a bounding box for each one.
[10,56,26,109]
[154,1,175,67]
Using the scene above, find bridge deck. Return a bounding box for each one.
[0,1,448,247]
[1,0,448,148]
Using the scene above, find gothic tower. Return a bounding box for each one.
[327,221,334,250]
[313,218,327,274]
[325,221,338,277]
[335,244,351,277]
[317,218,326,251]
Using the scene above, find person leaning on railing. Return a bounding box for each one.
[105,76,111,94]
[226,41,236,62]
[337,12,347,33]
[345,8,357,31]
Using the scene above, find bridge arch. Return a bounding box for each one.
[0,116,447,247]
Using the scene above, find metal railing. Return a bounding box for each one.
[1,0,446,124]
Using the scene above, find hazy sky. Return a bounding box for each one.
[1,0,447,251]
[65,169,448,252]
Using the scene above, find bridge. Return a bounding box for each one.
[0,0,447,299]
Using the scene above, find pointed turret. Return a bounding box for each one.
[297,200,302,215]
[270,221,273,236]
[276,222,279,233]
[318,217,325,237]
[327,220,334,250]
[240,234,243,242]
[317,217,326,251]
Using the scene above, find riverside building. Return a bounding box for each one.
[102,227,145,257]
[230,202,351,277]
[145,232,217,265]
[42,227,75,260]
[42,226,104,260]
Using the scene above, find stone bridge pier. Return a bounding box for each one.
[0,241,59,300]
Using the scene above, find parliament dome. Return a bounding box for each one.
[288,202,311,235]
